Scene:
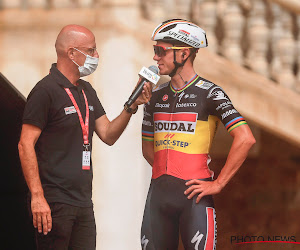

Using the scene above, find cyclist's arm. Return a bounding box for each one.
[215,123,255,188]
[142,140,154,166]
[185,124,255,203]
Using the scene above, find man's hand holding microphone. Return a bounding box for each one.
[124,65,160,114]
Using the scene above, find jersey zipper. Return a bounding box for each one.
[165,75,198,176]
[166,90,179,175]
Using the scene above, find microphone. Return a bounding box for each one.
[125,65,160,108]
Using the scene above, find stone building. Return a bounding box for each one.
[1,0,299,249]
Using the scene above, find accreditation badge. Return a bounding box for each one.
[82,151,91,170]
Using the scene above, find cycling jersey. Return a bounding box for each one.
[142,74,247,180]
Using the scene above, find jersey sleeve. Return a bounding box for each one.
[142,101,154,141]
[23,87,52,130]
[206,85,247,132]
[93,93,106,120]
[83,81,106,120]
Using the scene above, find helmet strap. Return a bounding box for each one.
[169,49,189,77]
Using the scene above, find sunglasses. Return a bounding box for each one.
[153,45,193,57]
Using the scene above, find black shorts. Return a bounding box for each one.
[141,175,217,250]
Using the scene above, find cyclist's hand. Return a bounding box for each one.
[184,179,222,203]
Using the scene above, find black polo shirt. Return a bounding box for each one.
[23,64,105,207]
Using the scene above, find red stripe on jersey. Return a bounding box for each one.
[142,132,154,137]
[205,207,216,250]
[154,112,197,122]
[152,150,212,180]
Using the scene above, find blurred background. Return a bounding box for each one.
[0,0,299,249]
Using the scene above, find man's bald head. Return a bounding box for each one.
[55,24,95,57]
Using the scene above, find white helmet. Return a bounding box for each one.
[151,19,208,48]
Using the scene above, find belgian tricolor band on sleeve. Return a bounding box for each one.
[142,130,154,141]
[225,116,247,132]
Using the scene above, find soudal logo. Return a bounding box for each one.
[179,29,190,37]
[155,103,170,108]
[162,94,168,101]
[154,112,197,134]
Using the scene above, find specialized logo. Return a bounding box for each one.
[155,103,170,108]
[162,94,168,101]
[141,235,149,250]
[154,112,198,134]
[221,109,238,120]
[196,80,213,90]
[64,106,76,115]
[168,31,201,48]
[207,87,229,101]
[191,231,204,250]
[178,91,185,102]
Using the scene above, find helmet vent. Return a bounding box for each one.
[159,24,177,33]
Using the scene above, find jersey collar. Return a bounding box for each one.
[170,74,199,93]
[50,63,85,90]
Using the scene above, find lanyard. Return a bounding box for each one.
[64,88,89,145]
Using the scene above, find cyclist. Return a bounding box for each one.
[141,19,256,250]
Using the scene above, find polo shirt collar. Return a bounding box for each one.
[50,63,85,90]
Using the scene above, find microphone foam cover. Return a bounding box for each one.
[148,65,159,75]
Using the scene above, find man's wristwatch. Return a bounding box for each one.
[124,104,138,114]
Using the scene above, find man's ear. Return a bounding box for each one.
[181,48,189,60]
[67,47,75,60]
